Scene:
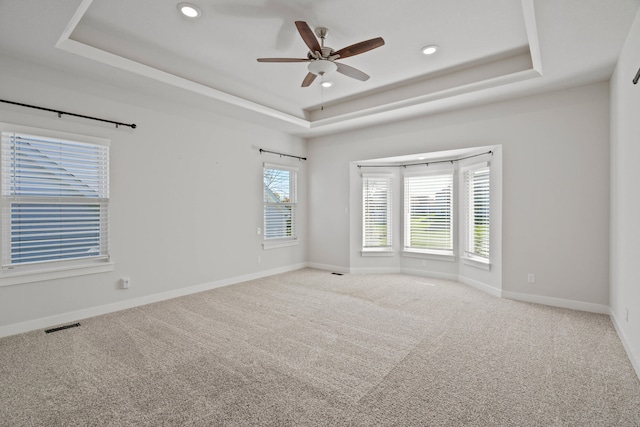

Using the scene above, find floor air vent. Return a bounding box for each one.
[45,323,80,334]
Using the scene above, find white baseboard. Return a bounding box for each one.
[305,262,350,274]
[349,267,402,275]
[458,275,502,298]
[0,263,307,339]
[609,309,640,381]
[501,290,610,314]
[307,260,459,282]
[399,268,459,282]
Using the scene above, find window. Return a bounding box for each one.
[403,172,453,255]
[464,164,490,260]
[1,132,110,270]
[263,164,297,241]
[362,174,392,251]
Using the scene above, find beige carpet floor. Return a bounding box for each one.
[1,268,639,426]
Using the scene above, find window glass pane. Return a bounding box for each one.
[2,132,109,268]
[263,166,297,240]
[404,173,453,254]
[5,134,108,198]
[363,176,392,249]
[466,167,490,259]
[8,202,106,265]
[264,168,292,203]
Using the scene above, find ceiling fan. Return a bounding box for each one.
[257,21,385,87]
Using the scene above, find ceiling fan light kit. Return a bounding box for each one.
[257,21,385,87]
[308,60,337,76]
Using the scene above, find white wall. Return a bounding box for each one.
[0,56,307,335]
[308,82,610,311]
[610,8,640,377]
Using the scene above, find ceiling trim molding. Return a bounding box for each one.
[306,51,539,122]
[521,0,543,74]
[56,37,311,129]
[308,68,542,132]
[55,0,310,129]
[54,0,543,136]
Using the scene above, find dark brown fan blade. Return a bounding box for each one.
[257,58,312,62]
[336,63,370,81]
[301,72,317,87]
[295,21,321,53]
[334,37,385,59]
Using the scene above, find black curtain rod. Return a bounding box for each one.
[634,67,640,85]
[0,99,137,129]
[358,150,493,169]
[259,148,307,161]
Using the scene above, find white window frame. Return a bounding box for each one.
[461,162,490,267]
[263,163,298,249]
[0,124,113,286]
[402,169,454,258]
[362,173,393,255]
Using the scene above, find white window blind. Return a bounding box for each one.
[464,165,490,259]
[263,164,297,240]
[362,174,392,250]
[403,172,453,255]
[1,132,109,268]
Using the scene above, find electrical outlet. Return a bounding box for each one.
[257,256,262,264]
[626,308,629,322]
[120,277,130,289]
[421,260,427,267]
[257,227,261,235]
[528,273,535,283]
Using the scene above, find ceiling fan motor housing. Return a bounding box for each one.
[307,46,335,60]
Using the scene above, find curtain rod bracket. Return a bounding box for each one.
[634,67,640,84]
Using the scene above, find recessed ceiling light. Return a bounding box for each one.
[178,2,201,18]
[321,81,333,88]
[421,45,439,55]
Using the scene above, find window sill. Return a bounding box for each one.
[402,250,455,262]
[461,256,491,271]
[262,239,298,250]
[0,261,115,287]
[361,249,394,257]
